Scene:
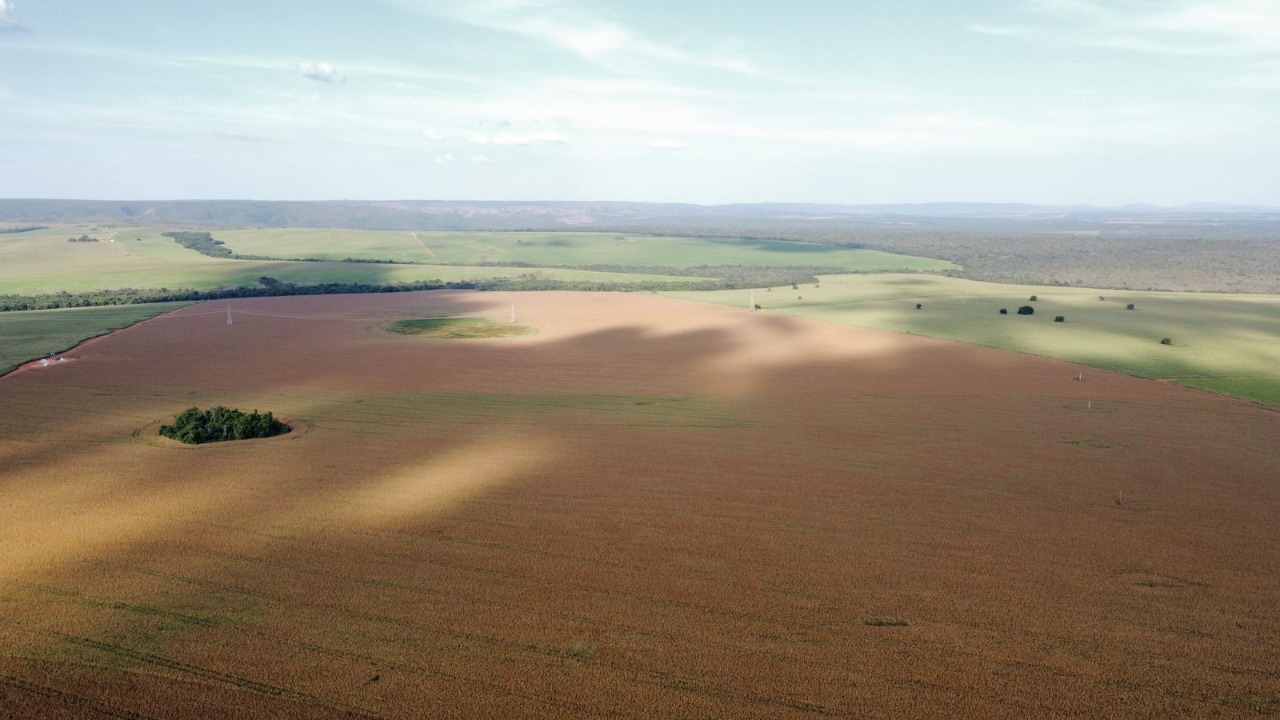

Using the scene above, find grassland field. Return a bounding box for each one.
[213,228,956,272]
[668,274,1280,407]
[0,226,710,296]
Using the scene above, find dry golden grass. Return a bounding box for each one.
[1,291,1277,718]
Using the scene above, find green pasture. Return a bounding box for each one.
[0,302,188,375]
[0,226,701,295]
[671,274,1280,406]
[214,229,956,272]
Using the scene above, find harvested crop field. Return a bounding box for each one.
[1,291,1278,718]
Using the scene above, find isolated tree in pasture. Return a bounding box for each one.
[1017,305,1034,315]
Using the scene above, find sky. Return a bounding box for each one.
[1,0,1278,205]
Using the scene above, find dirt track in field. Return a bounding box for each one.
[1,291,1277,718]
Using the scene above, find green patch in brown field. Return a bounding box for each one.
[386,317,536,339]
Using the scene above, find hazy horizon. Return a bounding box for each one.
[3,1,1278,206]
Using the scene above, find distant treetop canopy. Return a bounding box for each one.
[159,406,290,445]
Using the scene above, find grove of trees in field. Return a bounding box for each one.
[159,406,290,444]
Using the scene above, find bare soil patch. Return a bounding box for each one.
[1,290,1277,718]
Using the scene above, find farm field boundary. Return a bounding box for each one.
[0,303,189,376]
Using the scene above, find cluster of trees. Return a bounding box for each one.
[159,406,290,444]
[161,231,235,258]
[66,234,100,243]
[0,225,46,234]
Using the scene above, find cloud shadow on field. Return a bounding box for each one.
[2,289,1280,717]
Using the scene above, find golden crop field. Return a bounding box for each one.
[1,291,1277,718]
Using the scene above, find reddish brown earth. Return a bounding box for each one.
[1,291,1277,718]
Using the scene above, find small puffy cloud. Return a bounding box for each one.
[434,153,456,164]
[494,130,568,145]
[421,129,445,142]
[471,155,495,163]
[298,61,344,83]
[550,22,629,58]
[968,23,1032,38]
[648,138,685,150]
[0,0,24,32]
[474,131,567,146]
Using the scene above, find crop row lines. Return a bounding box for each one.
[0,670,159,720]
[68,555,868,715]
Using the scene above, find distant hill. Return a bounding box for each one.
[1,198,1277,231]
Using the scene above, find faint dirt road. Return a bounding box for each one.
[409,232,437,261]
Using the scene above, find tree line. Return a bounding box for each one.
[0,266,833,312]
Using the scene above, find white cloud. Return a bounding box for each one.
[434,153,456,164]
[0,0,23,32]
[494,130,568,145]
[471,155,494,163]
[1219,60,1280,88]
[384,0,772,79]
[421,129,445,142]
[1146,1,1280,49]
[298,61,344,83]
[984,0,1280,56]
[473,130,567,146]
[648,138,685,149]
[968,23,1033,38]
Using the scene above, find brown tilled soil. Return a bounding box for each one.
[1,291,1277,718]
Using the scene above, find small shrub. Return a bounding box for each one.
[1017,305,1034,315]
[564,642,596,660]
[1160,337,1172,345]
[915,303,922,310]
[864,616,910,627]
[1029,295,1038,301]
[1126,303,1135,310]
[999,308,1008,315]
[1054,315,1065,322]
